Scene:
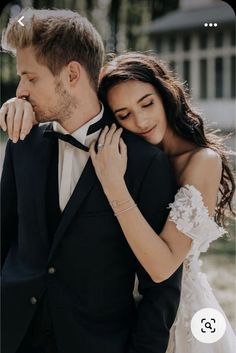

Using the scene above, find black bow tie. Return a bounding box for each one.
[43,118,104,152]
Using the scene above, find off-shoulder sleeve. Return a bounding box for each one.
[168,184,226,253]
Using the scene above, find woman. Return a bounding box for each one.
[1,52,235,352]
[88,52,236,353]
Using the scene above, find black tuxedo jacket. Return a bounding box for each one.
[1,109,182,353]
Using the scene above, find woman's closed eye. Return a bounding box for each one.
[117,112,130,120]
[142,100,154,108]
[116,101,154,120]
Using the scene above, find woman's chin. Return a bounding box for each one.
[144,134,162,146]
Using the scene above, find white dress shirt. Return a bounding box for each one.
[53,104,104,211]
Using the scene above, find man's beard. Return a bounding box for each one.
[32,79,77,123]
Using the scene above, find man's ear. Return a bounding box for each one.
[67,61,80,85]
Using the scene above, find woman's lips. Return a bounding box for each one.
[137,125,157,136]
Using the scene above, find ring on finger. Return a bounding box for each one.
[97,143,104,149]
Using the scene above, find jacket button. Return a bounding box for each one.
[48,267,56,274]
[30,296,37,305]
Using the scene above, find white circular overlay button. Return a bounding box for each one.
[191,308,226,343]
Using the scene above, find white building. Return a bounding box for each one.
[144,0,235,131]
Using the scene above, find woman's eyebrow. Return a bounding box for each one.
[114,93,153,114]
[137,93,153,103]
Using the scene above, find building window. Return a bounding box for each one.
[231,55,235,98]
[169,60,176,70]
[200,59,207,99]
[230,29,235,47]
[183,35,190,51]
[215,32,223,48]
[199,33,208,49]
[183,60,191,88]
[156,37,162,53]
[215,57,223,98]
[169,60,176,75]
[169,36,176,52]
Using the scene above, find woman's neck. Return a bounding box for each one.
[159,128,197,158]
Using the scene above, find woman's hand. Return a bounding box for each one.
[0,97,37,142]
[89,124,128,196]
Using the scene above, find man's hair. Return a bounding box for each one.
[2,8,105,90]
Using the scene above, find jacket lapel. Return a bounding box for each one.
[48,158,97,261]
[33,124,59,250]
[48,109,113,261]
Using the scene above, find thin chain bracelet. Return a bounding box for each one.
[114,204,137,217]
[110,198,133,209]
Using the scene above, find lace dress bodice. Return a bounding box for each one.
[169,184,225,272]
[169,184,225,257]
[165,185,235,353]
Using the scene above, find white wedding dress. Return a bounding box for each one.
[165,185,236,353]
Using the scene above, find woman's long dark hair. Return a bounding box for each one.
[99,52,235,226]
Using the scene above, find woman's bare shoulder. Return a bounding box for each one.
[180,147,222,185]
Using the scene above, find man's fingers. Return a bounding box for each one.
[0,104,8,131]
[6,104,16,140]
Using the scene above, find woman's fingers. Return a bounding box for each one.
[97,125,109,150]
[89,141,96,159]
[19,103,35,140]
[92,124,123,156]
[119,138,127,156]
[12,103,24,143]
[6,103,16,141]
[111,127,123,149]
[0,98,36,142]
[103,123,117,145]
[0,104,8,131]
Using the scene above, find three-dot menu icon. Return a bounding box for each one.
[204,23,218,27]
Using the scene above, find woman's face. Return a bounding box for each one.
[107,80,168,145]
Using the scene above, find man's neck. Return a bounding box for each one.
[58,96,101,134]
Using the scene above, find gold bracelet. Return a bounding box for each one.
[110,198,133,209]
[114,204,137,217]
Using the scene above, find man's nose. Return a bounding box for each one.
[16,80,30,99]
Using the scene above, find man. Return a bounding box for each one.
[1,8,182,353]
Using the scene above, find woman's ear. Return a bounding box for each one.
[67,61,80,85]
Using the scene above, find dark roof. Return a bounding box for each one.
[143,2,235,34]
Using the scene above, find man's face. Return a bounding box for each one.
[16,47,76,123]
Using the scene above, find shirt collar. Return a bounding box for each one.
[53,103,104,145]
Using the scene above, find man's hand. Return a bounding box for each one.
[0,98,37,143]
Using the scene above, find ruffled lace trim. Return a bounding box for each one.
[168,185,225,253]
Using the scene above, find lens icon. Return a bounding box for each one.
[191,308,226,343]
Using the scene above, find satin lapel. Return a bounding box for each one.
[47,108,113,261]
[34,124,59,250]
[48,158,97,261]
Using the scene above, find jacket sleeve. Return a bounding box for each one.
[127,151,183,353]
[1,140,18,267]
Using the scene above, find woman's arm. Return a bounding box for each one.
[90,126,222,282]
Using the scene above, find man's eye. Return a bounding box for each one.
[118,113,130,120]
[142,101,154,108]
[28,78,36,82]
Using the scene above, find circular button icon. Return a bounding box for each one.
[191,308,226,343]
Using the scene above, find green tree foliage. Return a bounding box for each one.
[0,0,179,100]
